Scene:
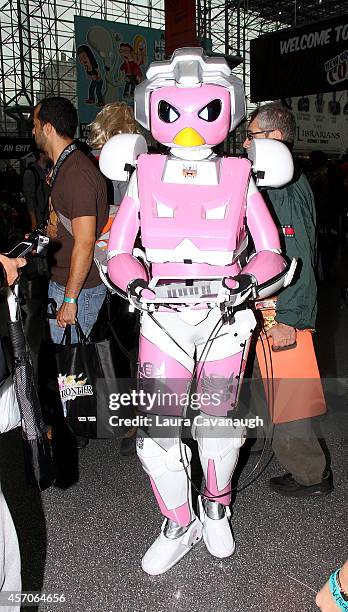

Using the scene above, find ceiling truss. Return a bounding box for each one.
[0,0,346,135]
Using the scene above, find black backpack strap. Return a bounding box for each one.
[25,164,51,227]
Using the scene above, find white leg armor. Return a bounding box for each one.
[136,434,202,575]
[136,435,194,524]
[193,416,246,558]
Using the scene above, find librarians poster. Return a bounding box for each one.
[289,90,348,155]
[75,16,164,137]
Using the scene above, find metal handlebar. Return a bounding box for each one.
[127,275,256,313]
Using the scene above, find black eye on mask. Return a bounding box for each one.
[198,99,222,122]
[158,100,180,123]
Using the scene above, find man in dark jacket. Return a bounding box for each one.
[22,147,50,231]
[21,148,51,373]
[243,102,333,497]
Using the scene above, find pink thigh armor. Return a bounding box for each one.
[138,306,255,417]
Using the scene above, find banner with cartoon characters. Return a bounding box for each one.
[75,16,165,137]
[250,14,348,102]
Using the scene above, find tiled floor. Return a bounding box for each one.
[35,433,347,612]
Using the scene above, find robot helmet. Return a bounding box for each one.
[134,47,245,148]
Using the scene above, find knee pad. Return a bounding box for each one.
[136,435,192,510]
[192,415,246,491]
[192,415,246,455]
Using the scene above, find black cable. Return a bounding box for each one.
[146,305,227,500]
[174,306,264,499]
[176,307,277,497]
[136,296,276,500]
[235,318,275,492]
[147,310,193,361]
[177,313,227,500]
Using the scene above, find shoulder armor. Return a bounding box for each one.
[247,139,294,188]
[99,133,148,181]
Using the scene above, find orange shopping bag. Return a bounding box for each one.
[255,329,326,424]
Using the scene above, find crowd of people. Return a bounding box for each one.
[0,47,346,609]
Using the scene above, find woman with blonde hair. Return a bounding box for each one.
[88,101,141,150]
[88,101,141,208]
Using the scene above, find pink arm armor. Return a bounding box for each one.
[107,195,148,292]
[244,190,287,285]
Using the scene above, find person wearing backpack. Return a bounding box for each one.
[21,148,51,375]
[22,147,50,231]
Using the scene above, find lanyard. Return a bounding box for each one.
[48,143,78,188]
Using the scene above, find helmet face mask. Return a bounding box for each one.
[150,84,231,148]
[134,47,246,148]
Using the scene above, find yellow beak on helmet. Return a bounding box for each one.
[173,127,206,147]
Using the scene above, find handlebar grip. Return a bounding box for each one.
[127,278,148,298]
[222,274,254,295]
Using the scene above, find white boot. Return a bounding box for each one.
[141,515,203,575]
[198,495,235,558]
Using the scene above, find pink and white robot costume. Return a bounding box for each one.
[107,48,290,575]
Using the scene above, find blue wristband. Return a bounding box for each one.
[329,570,348,611]
[63,297,77,304]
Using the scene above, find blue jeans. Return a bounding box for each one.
[48,281,106,344]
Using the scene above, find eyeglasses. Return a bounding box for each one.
[246,130,273,141]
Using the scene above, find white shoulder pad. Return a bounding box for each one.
[247,139,294,188]
[99,134,148,181]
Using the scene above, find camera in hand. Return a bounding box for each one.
[7,229,49,259]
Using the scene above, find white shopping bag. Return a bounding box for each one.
[0,288,21,433]
[0,376,21,433]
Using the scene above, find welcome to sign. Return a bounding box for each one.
[250,14,348,101]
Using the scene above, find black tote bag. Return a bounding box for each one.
[55,321,126,438]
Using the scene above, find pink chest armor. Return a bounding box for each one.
[137,154,251,261]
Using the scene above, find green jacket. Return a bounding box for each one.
[264,169,317,329]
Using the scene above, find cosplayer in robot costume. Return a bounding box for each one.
[106,48,292,575]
